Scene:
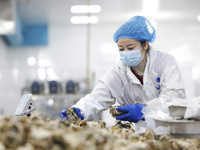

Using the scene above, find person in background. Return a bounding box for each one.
[61,16,186,123]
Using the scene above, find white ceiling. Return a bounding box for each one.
[17,0,200,25]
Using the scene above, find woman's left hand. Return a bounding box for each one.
[116,104,145,123]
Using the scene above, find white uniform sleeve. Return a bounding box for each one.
[147,55,186,106]
[73,80,116,121]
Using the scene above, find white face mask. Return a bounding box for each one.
[119,48,143,66]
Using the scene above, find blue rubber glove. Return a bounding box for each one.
[116,104,145,123]
[61,109,69,120]
[73,107,84,120]
[61,107,84,120]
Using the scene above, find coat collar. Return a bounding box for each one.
[117,46,158,84]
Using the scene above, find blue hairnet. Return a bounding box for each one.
[113,16,156,43]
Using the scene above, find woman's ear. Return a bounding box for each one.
[144,41,149,51]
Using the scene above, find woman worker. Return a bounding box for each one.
[61,16,186,123]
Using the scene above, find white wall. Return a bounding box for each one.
[0,24,88,114]
[0,20,200,115]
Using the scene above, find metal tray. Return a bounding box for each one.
[168,105,186,118]
[168,105,200,120]
[155,119,200,135]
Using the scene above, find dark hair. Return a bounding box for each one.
[139,40,149,51]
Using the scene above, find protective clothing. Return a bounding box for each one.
[120,49,143,66]
[116,104,145,123]
[61,107,84,120]
[113,16,156,43]
[73,46,186,121]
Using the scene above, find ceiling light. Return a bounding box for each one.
[27,57,36,66]
[0,20,15,34]
[197,14,200,22]
[71,5,101,13]
[70,16,99,24]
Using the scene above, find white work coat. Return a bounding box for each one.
[73,46,186,121]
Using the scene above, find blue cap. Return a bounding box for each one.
[113,16,156,43]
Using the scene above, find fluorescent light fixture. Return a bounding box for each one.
[197,14,200,22]
[27,57,36,66]
[70,16,99,24]
[71,5,101,13]
[0,20,15,34]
